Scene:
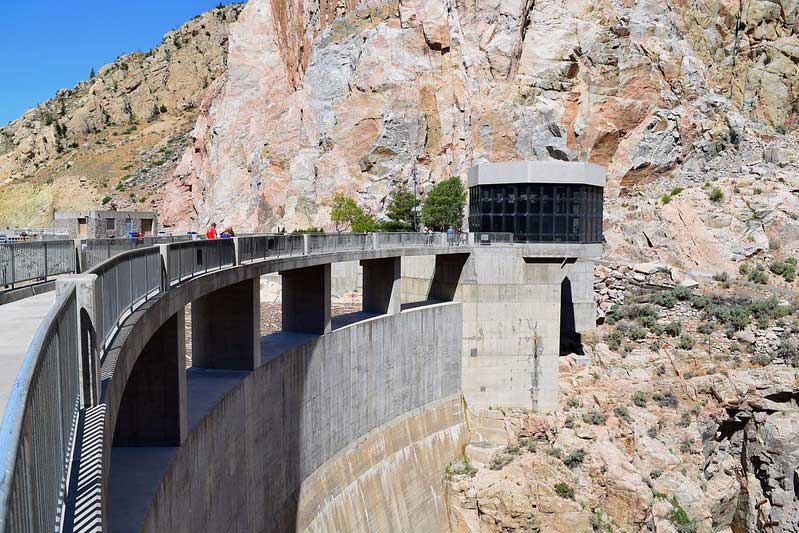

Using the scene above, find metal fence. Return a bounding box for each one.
[0,287,79,533]
[81,236,191,271]
[0,241,76,288]
[473,232,514,245]
[238,235,304,263]
[376,232,436,248]
[91,248,162,351]
[307,233,370,254]
[166,239,235,286]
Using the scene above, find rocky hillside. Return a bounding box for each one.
[448,266,799,532]
[0,3,243,228]
[162,0,799,254]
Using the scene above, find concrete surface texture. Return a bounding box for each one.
[299,396,468,532]
[141,302,463,532]
[0,291,56,413]
[467,160,606,188]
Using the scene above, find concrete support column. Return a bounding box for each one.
[114,311,187,446]
[57,274,100,407]
[281,264,331,334]
[191,278,261,370]
[360,257,401,315]
[428,253,470,302]
[563,259,597,332]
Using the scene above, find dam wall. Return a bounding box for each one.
[141,302,463,532]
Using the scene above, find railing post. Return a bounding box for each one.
[157,244,171,290]
[10,244,15,290]
[73,239,82,273]
[57,275,100,407]
[232,237,241,266]
[43,241,48,282]
[303,234,310,255]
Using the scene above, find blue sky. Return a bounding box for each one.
[0,0,242,126]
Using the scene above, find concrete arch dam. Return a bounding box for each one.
[1,233,599,532]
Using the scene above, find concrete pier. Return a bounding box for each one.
[191,278,261,370]
[113,311,187,446]
[360,257,401,315]
[281,264,332,334]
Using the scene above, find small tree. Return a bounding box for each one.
[331,193,360,232]
[89,67,96,79]
[385,183,416,231]
[420,177,466,231]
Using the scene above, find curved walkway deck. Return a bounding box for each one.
[0,291,56,413]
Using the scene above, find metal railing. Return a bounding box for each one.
[238,234,304,263]
[90,248,162,351]
[0,287,79,533]
[307,233,370,254]
[0,241,76,289]
[0,229,527,531]
[473,232,513,245]
[81,235,191,271]
[166,239,235,286]
[376,232,440,248]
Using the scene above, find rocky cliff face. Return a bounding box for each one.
[0,4,243,227]
[165,0,799,248]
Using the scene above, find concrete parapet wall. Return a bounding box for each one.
[141,303,463,532]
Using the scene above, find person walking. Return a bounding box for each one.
[447,226,455,246]
[220,226,235,239]
[206,222,218,240]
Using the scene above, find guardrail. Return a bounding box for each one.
[0,230,518,530]
[0,287,79,533]
[90,247,162,352]
[238,234,304,263]
[81,235,191,271]
[166,239,235,286]
[0,240,76,289]
[472,232,513,245]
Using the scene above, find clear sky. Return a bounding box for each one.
[0,0,242,126]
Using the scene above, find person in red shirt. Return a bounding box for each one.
[206,222,218,240]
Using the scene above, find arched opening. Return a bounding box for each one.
[560,276,583,356]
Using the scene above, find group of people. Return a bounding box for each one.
[421,226,462,246]
[205,222,235,240]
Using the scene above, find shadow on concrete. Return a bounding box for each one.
[331,310,380,330]
[401,299,445,311]
[108,366,252,532]
[560,276,583,356]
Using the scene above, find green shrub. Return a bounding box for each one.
[562,448,587,468]
[632,391,648,407]
[564,415,575,429]
[101,196,112,205]
[646,426,659,438]
[606,304,658,324]
[582,410,609,425]
[488,451,513,470]
[614,405,632,423]
[650,469,663,479]
[772,339,799,366]
[566,397,581,409]
[673,286,693,301]
[709,187,724,202]
[662,194,672,204]
[754,187,763,194]
[748,265,769,284]
[677,412,692,427]
[770,258,797,282]
[679,439,693,454]
[697,323,714,335]
[690,296,711,309]
[652,291,678,309]
[445,456,477,477]
[664,321,682,337]
[518,438,537,452]
[669,497,698,532]
[671,187,684,196]
[546,446,562,459]
[653,390,678,408]
[554,482,574,500]
[677,334,695,350]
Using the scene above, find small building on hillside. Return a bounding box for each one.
[467,161,605,243]
[54,210,158,239]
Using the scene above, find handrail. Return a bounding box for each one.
[0,286,79,533]
[0,230,520,530]
[0,240,77,290]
